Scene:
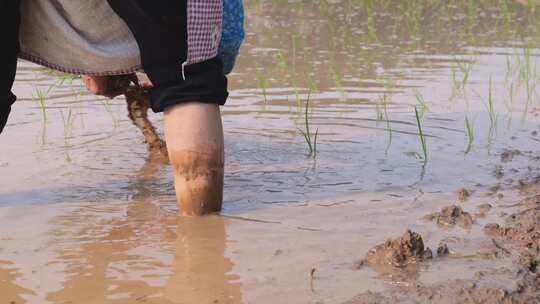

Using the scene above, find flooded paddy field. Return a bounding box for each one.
[1,1,540,303]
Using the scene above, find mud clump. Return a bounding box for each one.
[484,193,540,254]
[346,181,540,304]
[475,203,493,218]
[500,149,522,162]
[424,205,473,229]
[355,230,433,269]
[477,203,492,214]
[457,188,471,202]
[484,223,508,237]
[343,279,540,304]
[436,243,449,256]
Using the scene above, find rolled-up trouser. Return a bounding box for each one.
[106,0,228,113]
[1,1,228,135]
[0,0,21,134]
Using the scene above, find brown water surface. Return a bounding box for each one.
[1,1,540,303]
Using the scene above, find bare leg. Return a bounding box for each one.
[164,102,224,216]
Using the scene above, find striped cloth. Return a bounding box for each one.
[186,1,223,65]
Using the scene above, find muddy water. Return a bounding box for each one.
[1,1,540,303]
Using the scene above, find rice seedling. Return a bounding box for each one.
[375,100,383,121]
[331,66,346,101]
[255,68,268,103]
[500,0,511,26]
[505,55,513,83]
[414,106,427,162]
[525,0,538,14]
[298,92,318,157]
[375,74,395,121]
[374,93,389,121]
[365,0,378,41]
[465,116,474,154]
[102,99,119,128]
[289,36,303,106]
[274,49,301,107]
[32,87,48,122]
[466,0,478,29]
[519,46,532,103]
[502,81,516,128]
[291,79,302,109]
[380,78,393,140]
[451,66,460,97]
[383,98,392,155]
[291,34,298,62]
[450,57,474,100]
[529,57,538,104]
[480,76,498,150]
[507,81,515,109]
[414,89,428,118]
[275,50,289,70]
[38,67,79,94]
[486,76,497,129]
[40,123,48,145]
[306,60,319,93]
[457,57,473,90]
[60,108,76,146]
[49,73,78,94]
[307,72,318,93]
[404,0,422,44]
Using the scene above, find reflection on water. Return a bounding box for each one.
[166,217,241,303]
[1,1,540,303]
[45,215,240,304]
[0,260,34,302]
[1,162,241,303]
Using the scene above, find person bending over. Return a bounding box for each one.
[0,0,244,216]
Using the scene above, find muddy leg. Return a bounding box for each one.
[164,102,224,216]
[125,88,168,160]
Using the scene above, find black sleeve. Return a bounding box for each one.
[0,0,21,134]
[106,0,188,86]
[106,0,228,113]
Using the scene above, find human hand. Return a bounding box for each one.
[82,75,129,98]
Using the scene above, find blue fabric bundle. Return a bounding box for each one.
[219,0,245,74]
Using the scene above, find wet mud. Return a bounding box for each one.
[457,188,471,202]
[423,205,474,229]
[345,180,540,304]
[117,74,168,160]
[2,1,540,303]
[354,230,434,269]
[169,149,225,216]
[125,87,168,160]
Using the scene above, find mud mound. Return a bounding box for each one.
[501,149,521,163]
[484,194,540,247]
[355,230,432,269]
[424,205,473,229]
[458,188,471,202]
[485,193,540,273]
[346,182,540,304]
[343,278,539,304]
[475,203,493,218]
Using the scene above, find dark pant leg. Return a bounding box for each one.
[106,0,188,85]
[106,0,228,113]
[0,0,21,134]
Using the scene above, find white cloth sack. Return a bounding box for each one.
[19,0,141,76]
